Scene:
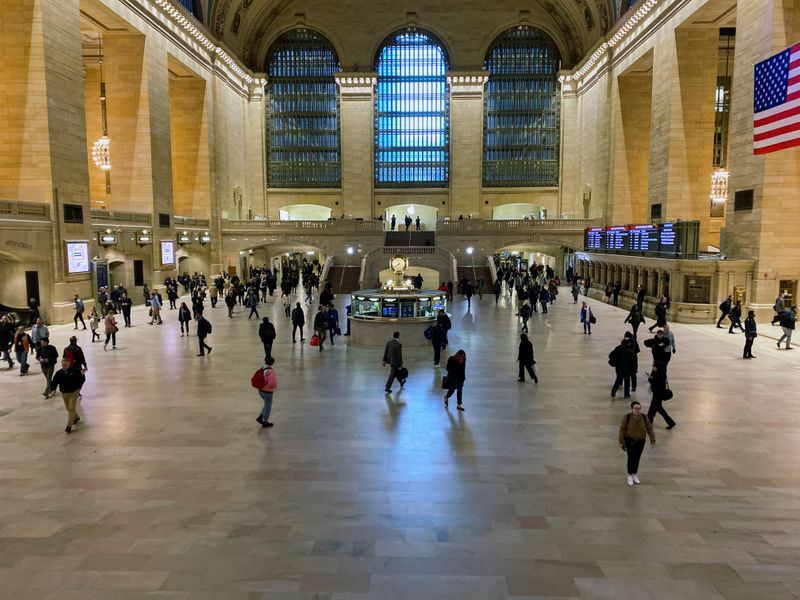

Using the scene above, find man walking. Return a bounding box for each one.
[517,333,538,383]
[196,312,212,356]
[771,293,786,325]
[73,295,86,329]
[149,291,163,325]
[51,358,85,433]
[291,302,306,343]
[777,305,796,350]
[36,337,59,397]
[119,293,132,327]
[313,305,328,351]
[258,317,276,359]
[327,303,340,346]
[247,288,260,319]
[431,321,446,368]
[717,295,732,328]
[252,356,277,428]
[728,299,744,333]
[382,331,405,393]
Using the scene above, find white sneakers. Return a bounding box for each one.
[627,474,641,486]
[627,475,634,486]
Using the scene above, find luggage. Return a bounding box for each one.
[310,334,320,347]
[396,367,408,381]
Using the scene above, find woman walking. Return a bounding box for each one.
[443,349,467,411]
[618,400,655,486]
[89,307,101,342]
[178,302,192,336]
[517,333,538,383]
[580,301,593,335]
[647,361,676,429]
[103,310,118,350]
[624,304,645,338]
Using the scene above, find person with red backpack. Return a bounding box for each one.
[251,356,277,428]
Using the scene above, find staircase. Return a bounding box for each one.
[457,266,494,287]
[327,267,362,295]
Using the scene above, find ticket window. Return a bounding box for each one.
[684,276,710,303]
[733,286,746,305]
[779,280,797,306]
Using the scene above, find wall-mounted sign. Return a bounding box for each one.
[200,234,212,244]
[177,234,192,244]
[161,240,175,265]
[98,233,118,246]
[65,241,89,274]
[137,234,152,244]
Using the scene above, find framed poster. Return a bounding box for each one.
[65,241,90,274]
[160,240,175,266]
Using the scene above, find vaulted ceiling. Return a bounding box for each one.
[205,0,620,72]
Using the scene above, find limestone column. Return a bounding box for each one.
[726,0,800,315]
[245,78,266,218]
[335,73,376,218]
[558,74,579,217]
[448,72,488,219]
[647,28,719,249]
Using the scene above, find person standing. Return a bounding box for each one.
[119,293,132,327]
[73,295,86,329]
[51,358,85,433]
[0,314,15,368]
[390,214,396,231]
[327,304,339,346]
[382,331,404,393]
[209,283,218,308]
[743,310,757,359]
[728,300,744,333]
[517,333,538,383]
[31,318,49,352]
[618,401,656,486]
[291,302,306,343]
[443,349,466,410]
[12,326,33,375]
[196,312,213,356]
[88,307,101,342]
[612,282,621,306]
[777,305,796,350]
[415,216,421,231]
[643,329,670,373]
[313,305,328,352]
[36,337,59,397]
[178,302,192,336]
[27,297,40,326]
[259,316,276,358]
[225,291,236,318]
[464,280,474,308]
[149,292,163,325]
[717,295,732,328]
[253,356,277,428]
[647,361,676,429]
[580,301,593,335]
[103,310,118,350]
[437,309,452,349]
[624,304,645,338]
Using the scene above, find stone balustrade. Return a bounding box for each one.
[90,209,152,226]
[0,199,50,221]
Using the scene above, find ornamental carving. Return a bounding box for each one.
[214,0,233,36]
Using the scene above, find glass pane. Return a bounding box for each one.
[375,30,449,188]
[483,26,560,187]
[266,29,341,188]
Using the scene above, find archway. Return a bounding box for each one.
[278,204,332,221]
[492,203,543,220]
[384,204,438,231]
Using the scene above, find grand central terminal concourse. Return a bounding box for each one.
[2,0,800,597]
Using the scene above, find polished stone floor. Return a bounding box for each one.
[1,286,799,599]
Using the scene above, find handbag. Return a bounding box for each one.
[441,375,450,390]
[589,314,597,324]
[396,367,408,381]
[310,334,320,347]
[663,379,673,400]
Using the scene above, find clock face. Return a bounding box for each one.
[391,257,406,272]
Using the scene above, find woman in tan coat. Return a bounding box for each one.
[618,400,655,486]
[103,310,118,350]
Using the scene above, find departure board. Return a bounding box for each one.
[605,226,629,252]
[585,227,604,250]
[658,222,676,257]
[628,224,659,254]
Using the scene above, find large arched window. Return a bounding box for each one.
[266,29,341,188]
[375,29,449,187]
[484,26,561,187]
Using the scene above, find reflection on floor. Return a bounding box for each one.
[1,288,799,599]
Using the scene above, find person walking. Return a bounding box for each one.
[178,302,192,336]
[648,298,668,333]
[31,317,49,351]
[571,282,580,303]
[646,361,676,429]
[327,304,340,345]
[282,293,291,318]
[643,329,671,373]
[624,304,645,338]
[618,401,656,486]
[148,292,163,325]
[717,295,732,328]
[313,305,328,351]
[743,310,757,359]
[636,285,646,313]
[73,295,86,329]
[608,335,636,398]
[253,356,277,428]
[777,305,796,350]
[728,300,744,333]
[519,301,532,334]
[88,307,101,342]
[12,326,33,375]
[27,297,40,326]
[196,312,213,356]
[382,331,405,392]
[51,358,86,433]
[771,293,786,325]
[247,288,260,320]
[464,280,474,309]
[224,291,236,318]
[259,316,276,358]
[580,301,593,335]
[63,336,88,372]
[493,279,502,304]
[0,314,15,368]
[443,349,467,410]
[390,214,396,231]
[291,302,306,343]
[431,322,446,368]
[119,293,132,327]
[209,283,218,308]
[103,310,118,350]
[517,333,538,383]
[35,337,59,397]
[415,216,421,231]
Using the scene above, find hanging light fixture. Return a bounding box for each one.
[92,37,112,194]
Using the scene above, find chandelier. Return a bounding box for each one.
[710,170,728,203]
[92,136,111,170]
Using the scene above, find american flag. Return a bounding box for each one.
[754,43,800,155]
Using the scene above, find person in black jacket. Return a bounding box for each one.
[196,313,212,356]
[431,322,446,368]
[62,336,88,372]
[728,300,744,333]
[743,310,757,359]
[119,293,132,327]
[648,298,668,332]
[624,304,645,338]
[313,306,328,352]
[225,292,237,318]
[291,302,306,343]
[517,333,538,383]
[51,358,86,433]
[444,350,466,410]
[35,337,59,397]
[609,336,637,398]
[382,331,404,392]
[178,302,192,336]
[717,295,732,328]
[647,361,675,429]
[259,316,276,358]
[643,330,670,371]
[437,309,452,349]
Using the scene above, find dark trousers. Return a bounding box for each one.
[540,301,547,313]
[74,313,86,328]
[743,336,755,358]
[495,292,500,304]
[647,397,675,427]
[433,344,442,366]
[41,365,54,394]
[211,297,217,308]
[444,384,463,405]
[624,437,646,474]
[521,317,529,333]
[198,335,211,355]
[262,341,273,359]
[104,332,116,346]
[729,318,744,333]
[385,366,403,390]
[292,324,304,341]
[518,362,538,382]
[612,368,631,397]
[717,311,728,327]
[248,306,260,319]
[631,322,640,338]
[122,310,131,327]
[180,321,190,334]
[169,298,177,309]
[328,326,337,345]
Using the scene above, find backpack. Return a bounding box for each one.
[64,347,75,367]
[251,366,268,389]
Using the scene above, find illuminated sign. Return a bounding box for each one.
[177,234,192,244]
[161,240,175,265]
[65,241,89,274]
[98,233,118,245]
[137,234,152,244]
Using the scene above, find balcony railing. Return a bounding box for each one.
[0,199,50,221]
[222,219,385,233]
[174,216,210,228]
[437,218,597,232]
[90,209,152,226]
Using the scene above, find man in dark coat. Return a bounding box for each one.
[431,322,446,367]
[717,295,732,328]
[609,336,637,398]
[517,333,538,383]
[259,317,276,358]
[291,302,306,343]
[382,331,404,393]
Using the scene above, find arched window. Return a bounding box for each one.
[177,0,202,20]
[266,29,341,188]
[484,26,561,187]
[375,29,449,187]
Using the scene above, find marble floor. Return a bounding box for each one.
[1,287,799,600]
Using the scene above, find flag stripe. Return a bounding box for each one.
[754,44,800,154]
[754,128,800,148]
[754,120,800,141]
[754,99,800,127]
[754,136,800,154]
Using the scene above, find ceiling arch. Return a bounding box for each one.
[209,0,617,72]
